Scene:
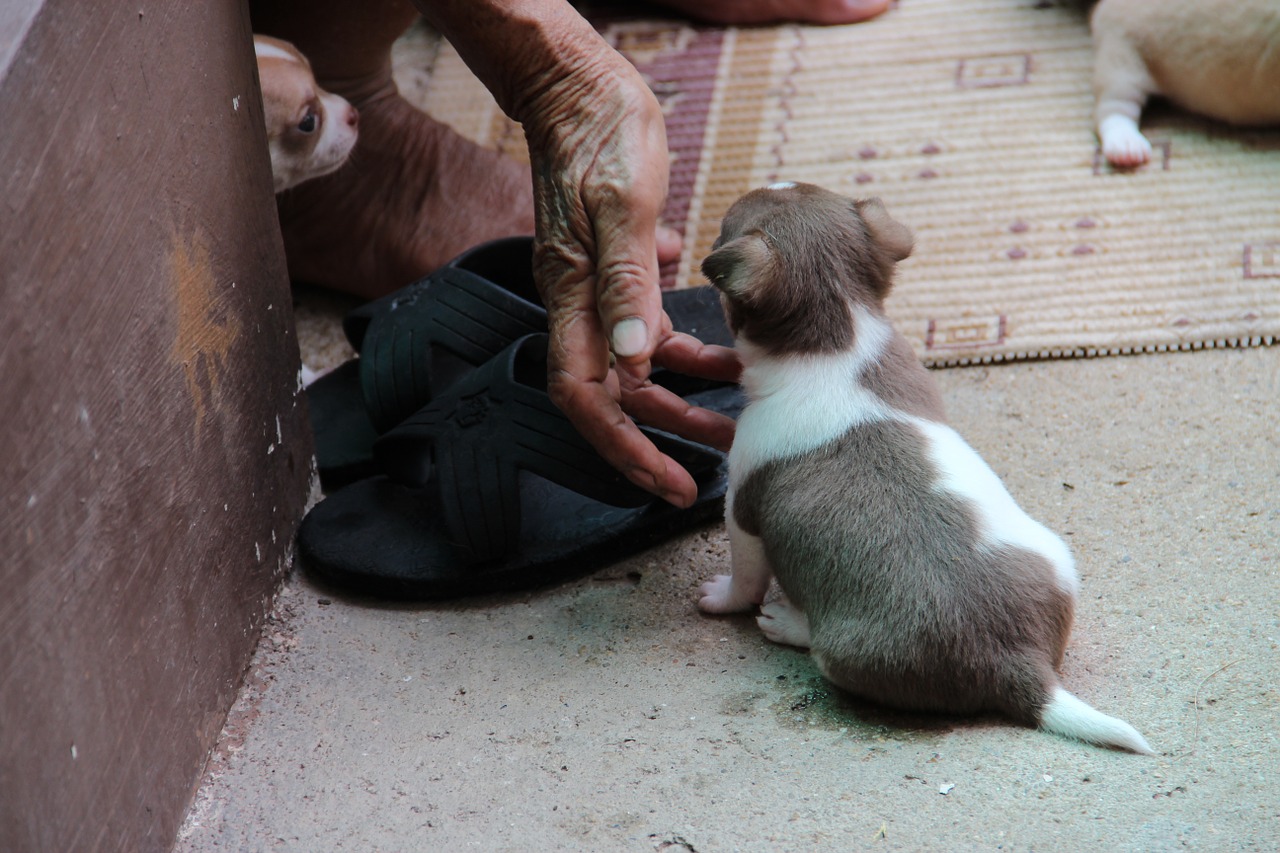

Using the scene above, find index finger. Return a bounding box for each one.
[650,331,742,384]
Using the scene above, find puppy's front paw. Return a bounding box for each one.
[1099,115,1152,168]
[698,575,755,614]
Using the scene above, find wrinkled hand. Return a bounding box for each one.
[521,42,738,507]
[417,0,741,505]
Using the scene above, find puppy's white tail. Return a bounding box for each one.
[1039,687,1154,755]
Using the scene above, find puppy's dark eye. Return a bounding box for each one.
[297,109,318,134]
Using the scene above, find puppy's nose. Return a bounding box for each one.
[345,106,359,130]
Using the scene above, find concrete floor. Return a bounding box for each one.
[178,345,1279,852]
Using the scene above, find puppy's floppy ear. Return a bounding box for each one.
[700,233,776,298]
[856,198,914,262]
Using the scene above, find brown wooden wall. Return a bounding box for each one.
[0,1,313,850]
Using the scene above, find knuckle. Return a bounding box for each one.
[533,236,591,287]
[596,258,651,297]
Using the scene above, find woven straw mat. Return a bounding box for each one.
[391,1,1280,366]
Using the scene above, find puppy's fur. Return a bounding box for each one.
[697,182,1152,754]
[254,35,359,192]
[1091,0,1280,167]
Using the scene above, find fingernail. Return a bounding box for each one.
[611,317,648,358]
[665,490,694,509]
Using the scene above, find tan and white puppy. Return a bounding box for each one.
[1092,0,1280,167]
[696,182,1153,754]
[254,35,359,192]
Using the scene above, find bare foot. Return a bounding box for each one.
[275,85,537,299]
[654,0,892,25]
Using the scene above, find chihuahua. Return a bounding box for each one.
[1091,0,1280,167]
[254,35,359,192]
[696,182,1153,754]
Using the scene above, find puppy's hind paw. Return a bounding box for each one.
[757,599,811,648]
[698,575,755,614]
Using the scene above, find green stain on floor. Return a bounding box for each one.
[769,677,955,743]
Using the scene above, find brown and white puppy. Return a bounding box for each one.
[1091,0,1280,167]
[254,35,359,192]
[696,182,1153,754]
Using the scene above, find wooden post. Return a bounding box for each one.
[0,1,314,850]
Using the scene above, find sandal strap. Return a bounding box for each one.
[373,335,723,563]
[360,260,547,432]
[340,236,540,349]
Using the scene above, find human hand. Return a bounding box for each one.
[418,0,740,506]
[541,309,740,508]
[520,39,741,506]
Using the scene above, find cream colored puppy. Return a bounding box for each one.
[254,35,359,192]
[1092,0,1280,167]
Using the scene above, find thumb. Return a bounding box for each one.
[595,220,668,363]
[607,225,682,357]
[588,90,672,362]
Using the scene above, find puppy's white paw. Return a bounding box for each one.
[757,599,811,648]
[698,575,755,614]
[1099,115,1152,167]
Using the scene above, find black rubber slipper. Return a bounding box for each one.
[299,335,743,599]
[306,235,735,489]
[307,237,545,488]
